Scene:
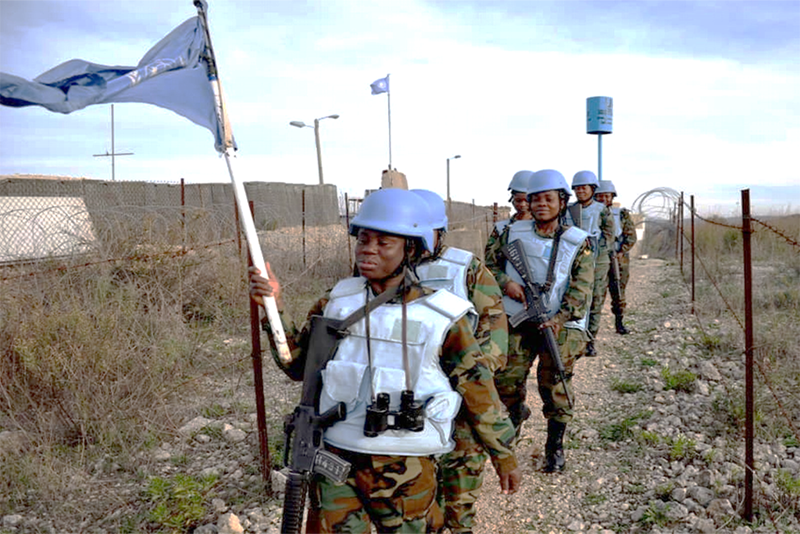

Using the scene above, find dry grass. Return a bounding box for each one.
[0,222,352,518]
[676,211,800,444]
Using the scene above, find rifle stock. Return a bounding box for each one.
[502,240,574,409]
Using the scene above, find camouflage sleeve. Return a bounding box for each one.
[599,206,615,254]
[619,209,637,254]
[263,294,330,381]
[466,257,509,373]
[439,317,518,477]
[484,225,513,290]
[552,239,595,327]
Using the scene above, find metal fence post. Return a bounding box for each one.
[690,194,695,314]
[248,200,271,496]
[741,188,754,521]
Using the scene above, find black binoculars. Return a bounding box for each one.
[364,390,425,437]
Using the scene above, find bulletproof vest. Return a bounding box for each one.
[567,201,604,238]
[611,207,623,239]
[495,219,510,235]
[503,222,590,331]
[567,201,605,255]
[319,277,471,456]
[415,246,478,331]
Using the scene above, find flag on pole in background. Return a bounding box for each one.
[370,76,389,95]
[0,17,229,151]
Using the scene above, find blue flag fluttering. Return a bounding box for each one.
[370,76,389,95]
[0,17,231,151]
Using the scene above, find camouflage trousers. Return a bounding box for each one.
[588,252,611,337]
[537,327,587,423]
[493,328,534,431]
[494,325,586,430]
[436,411,489,533]
[610,253,631,316]
[307,447,440,533]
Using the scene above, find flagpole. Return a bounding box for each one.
[193,0,291,366]
[386,73,392,169]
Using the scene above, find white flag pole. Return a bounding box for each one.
[193,0,291,365]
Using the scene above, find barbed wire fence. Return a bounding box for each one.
[667,189,800,525]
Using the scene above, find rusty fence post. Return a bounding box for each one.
[741,189,754,521]
[302,189,307,269]
[248,200,272,496]
[690,194,695,314]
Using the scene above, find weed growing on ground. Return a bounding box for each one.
[610,377,644,394]
[661,366,697,393]
[668,434,697,461]
[144,473,218,532]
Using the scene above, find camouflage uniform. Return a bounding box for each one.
[582,203,615,340]
[419,248,508,533]
[267,283,518,533]
[610,208,637,319]
[485,223,594,430]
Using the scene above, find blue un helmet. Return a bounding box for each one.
[508,170,534,193]
[350,188,435,253]
[571,170,599,189]
[527,169,571,200]
[595,180,617,197]
[410,189,447,231]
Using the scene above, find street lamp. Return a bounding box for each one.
[446,154,461,219]
[290,114,339,185]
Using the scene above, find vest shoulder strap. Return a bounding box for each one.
[329,276,366,299]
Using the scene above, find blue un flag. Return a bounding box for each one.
[370,76,389,95]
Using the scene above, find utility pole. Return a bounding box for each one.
[93,104,133,181]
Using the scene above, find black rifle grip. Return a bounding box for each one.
[281,471,308,534]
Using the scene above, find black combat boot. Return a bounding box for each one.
[615,314,630,335]
[585,341,597,357]
[543,419,567,473]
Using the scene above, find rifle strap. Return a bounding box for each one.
[542,226,565,293]
[341,282,399,331]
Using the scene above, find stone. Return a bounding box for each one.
[707,498,735,518]
[178,416,212,437]
[687,486,714,507]
[3,515,23,528]
[218,513,244,534]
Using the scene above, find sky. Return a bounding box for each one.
[1,0,798,216]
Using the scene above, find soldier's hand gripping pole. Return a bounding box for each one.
[502,240,574,409]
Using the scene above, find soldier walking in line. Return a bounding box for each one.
[411,189,508,534]
[565,170,615,356]
[486,170,594,472]
[250,188,521,533]
[595,180,637,335]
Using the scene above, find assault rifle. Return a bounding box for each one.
[608,250,622,307]
[501,240,574,409]
[281,315,351,534]
[280,285,399,533]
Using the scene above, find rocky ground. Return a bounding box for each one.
[2,257,798,533]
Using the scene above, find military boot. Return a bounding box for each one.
[543,419,567,473]
[615,314,630,335]
[585,341,597,357]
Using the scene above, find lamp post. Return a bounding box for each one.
[290,114,339,185]
[446,154,461,220]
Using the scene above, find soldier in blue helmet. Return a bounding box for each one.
[411,188,508,534]
[487,169,594,473]
[595,180,637,335]
[250,188,521,532]
[565,170,615,356]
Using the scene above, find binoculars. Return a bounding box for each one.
[364,390,424,437]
